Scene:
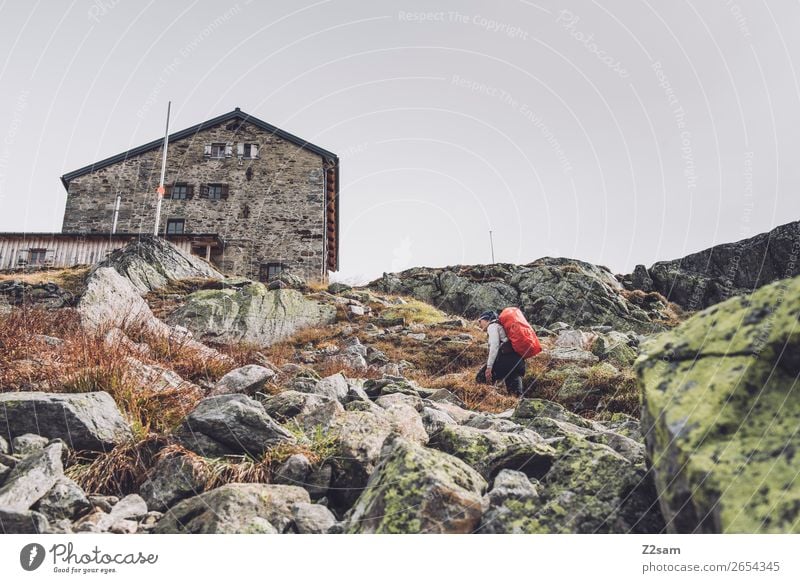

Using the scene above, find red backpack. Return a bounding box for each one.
[498,307,542,359]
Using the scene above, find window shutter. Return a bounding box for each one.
[204,144,212,157]
[225,143,233,157]
[200,184,209,198]
[186,184,195,199]
[220,184,229,199]
[165,184,173,196]
[237,143,244,157]
[251,144,259,158]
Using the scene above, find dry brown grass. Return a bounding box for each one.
[66,434,169,496]
[620,288,687,327]
[67,422,339,497]
[369,326,485,377]
[0,265,91,295]
[524,361,640,418]
[304,279,329,292]
[412,371,517,413]
[0,307,206,435]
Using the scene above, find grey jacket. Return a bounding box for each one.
[486,321,509,368]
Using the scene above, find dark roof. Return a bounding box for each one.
[60,107,338,189]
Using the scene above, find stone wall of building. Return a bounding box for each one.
[62,120,328,281]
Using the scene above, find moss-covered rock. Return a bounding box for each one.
[637,273,800,533]
[368,259,668,333]
[429,424,556,480]
[345,437,487,533]
[535,436,663,533]
[592,333,639,367]
[479,469,543,533]
[169,284,336,346]
[328,411,393,511]
[153,483,309,533]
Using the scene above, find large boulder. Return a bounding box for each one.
[530,436,664,533]
[77,238,231,366]
[623,220,800,310]
[101,236,223,295]
[328,411,394,510]
[78,266,156,330]
[0,392,132,451]
[346,437,487,533]
[169,284,336,346]
[638,273,800,533]
[153,483,309,534]
[175,394,294,458]
[369,258,668,333]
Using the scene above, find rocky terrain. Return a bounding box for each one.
[620,219,800,310]
[0,232,797,534]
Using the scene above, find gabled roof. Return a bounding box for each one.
[60,107,338,189]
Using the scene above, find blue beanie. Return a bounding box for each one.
[478,310,498,322]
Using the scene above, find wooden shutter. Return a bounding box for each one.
[186,184,195,199]
[225,143,233,157]
[237,143,244,157]
[165,184,173,196]
[204,144,212,157]
[251,144,259,158]
[220,184,230,199]
[200,184,209,198]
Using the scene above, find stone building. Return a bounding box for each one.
[0,108,339,281]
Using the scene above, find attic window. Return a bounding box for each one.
[205,143,232,158]
[238,143,259,159]
[166,219,185,235]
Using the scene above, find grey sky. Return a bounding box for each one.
[0,0,798,284]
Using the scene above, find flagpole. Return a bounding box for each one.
[154,101,171,236]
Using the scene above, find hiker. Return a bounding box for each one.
[475,310,527,396]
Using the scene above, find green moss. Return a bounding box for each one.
[638,274,800,533]
[346,439,486,533]
[499,498,549,533]
[378,298,450,325]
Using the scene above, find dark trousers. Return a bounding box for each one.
[476,351,526,395]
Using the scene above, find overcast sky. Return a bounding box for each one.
[1,0,798,284]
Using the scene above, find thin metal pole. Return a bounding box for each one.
[154,101,171,236]
[112,194,121,234]
[489,230,495,263]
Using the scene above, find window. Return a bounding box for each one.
[166,219,185,235]
[201,183,229,200]
[204,143,232,158]
[238,143,259,159]
[169,183,193,200]
[208,184,224,200]
[210,143,226,158]
[259,262,284,282]
[28,248,47,266]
